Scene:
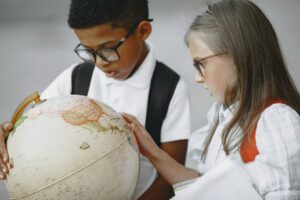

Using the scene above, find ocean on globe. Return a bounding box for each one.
[5,95,140,200]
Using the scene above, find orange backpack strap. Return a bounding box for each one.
[240,128,259,163]
[240,99,285,163]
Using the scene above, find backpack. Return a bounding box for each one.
[71,62,180,147]
[240,100,285,163]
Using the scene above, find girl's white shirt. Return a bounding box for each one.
[187,102,300,199]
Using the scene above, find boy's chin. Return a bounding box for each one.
[105,71,126,80]
[109,73,128,81]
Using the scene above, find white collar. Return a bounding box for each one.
[95,41,156,89]
[218,102,239,123]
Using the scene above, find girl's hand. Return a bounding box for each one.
[122,113,161,160]
[123,113,200,185]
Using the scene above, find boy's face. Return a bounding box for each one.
[74,22,151,80]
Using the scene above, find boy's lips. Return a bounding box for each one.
[103,70,117,78]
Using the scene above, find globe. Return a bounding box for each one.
[5,95,140,200]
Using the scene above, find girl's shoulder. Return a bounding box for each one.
[260,103,300,123]
[256,103,300,149]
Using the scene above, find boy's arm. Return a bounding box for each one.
[138,140,188,200]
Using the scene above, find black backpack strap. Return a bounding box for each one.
[145,61,180,147]
[71,62,95,95]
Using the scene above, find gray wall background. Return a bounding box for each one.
[0,0,299,199]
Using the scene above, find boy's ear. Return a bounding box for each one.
[135,20,152,41]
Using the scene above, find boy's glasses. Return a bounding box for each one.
[74,19,153,64]
[193,53,225,77]
[74,34,129,63]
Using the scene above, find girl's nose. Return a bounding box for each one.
[195,71,204,83]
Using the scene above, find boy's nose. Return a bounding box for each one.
[195,72,204,83]
[95,55,110,67]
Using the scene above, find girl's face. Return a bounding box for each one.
[188,33,237,103]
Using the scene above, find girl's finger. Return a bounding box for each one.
[129,121,143,139]
[122,113,137,124]
[123,113,145,131]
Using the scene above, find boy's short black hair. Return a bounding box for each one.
[68,0,149,30]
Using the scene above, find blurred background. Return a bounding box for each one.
[0,0,299,198]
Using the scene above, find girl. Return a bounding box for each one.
[123,0,300,199]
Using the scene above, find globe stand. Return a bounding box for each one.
[11,92,42,126]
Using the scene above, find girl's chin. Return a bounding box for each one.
[204,86,224,103]
[213,94,225,104]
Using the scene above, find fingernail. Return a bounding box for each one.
[2,168,7,173]
[3,155,8,162]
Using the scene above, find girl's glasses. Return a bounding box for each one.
[193,53,225,77]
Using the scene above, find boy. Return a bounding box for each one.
[0,0,191,199]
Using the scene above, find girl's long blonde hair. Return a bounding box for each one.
[185,0,300,157]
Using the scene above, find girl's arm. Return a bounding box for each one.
[122,113,200,185]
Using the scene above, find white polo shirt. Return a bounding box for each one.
[42,42,191,199]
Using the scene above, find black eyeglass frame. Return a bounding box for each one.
[74,19,153,63]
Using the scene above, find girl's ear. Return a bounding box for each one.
[135,20,152,41]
